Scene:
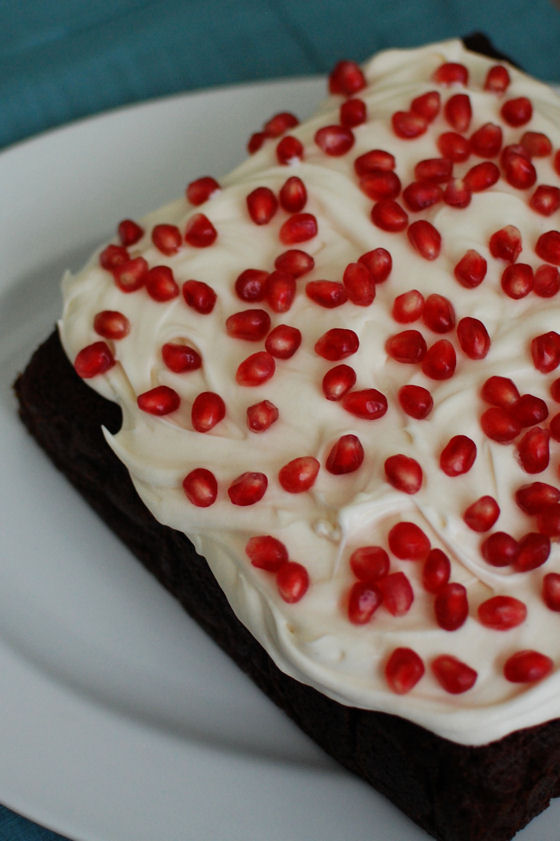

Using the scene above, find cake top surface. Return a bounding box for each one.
[60,39,560,745]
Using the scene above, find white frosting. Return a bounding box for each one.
[59,40,560,745]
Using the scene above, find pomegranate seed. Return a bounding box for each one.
[359,169,401,201]
[279,457,320,493]
[384,454,423,494]
[385,648,424,694]
[305,280,347,308]
[439,435,477,477]
[433,62,468,85]
[510,394,548,427]
[392,289,424,323]
[137,385,180,415]
[454,250,487,288]
[391,111,427,139]
[434,582,468,631]
[236,351,275,386]
[276,562,309,603]
[279,176,307,212]
[489,225,522,262]
[437,131,470,162]
[274,249,314,277]
[315,125,355,156]
[182,468,217,507]
[480,407,521,443]
[517,427,550,473]
[315,328,359,361]
[371,200,408,232]
[484,64,510,93]
[328,60,366,95]
[146,265,179,301]
[443,178,471,208]
[235,268,268,302]
[410,90,441,121]
[555,150,560,175]
[504,650,552,683]
[481,375,519,407]
[531,331,560,372]
[93,310,130,340]
[478,595,527,630]
[553,379,560,403]
[422,548,451,593]
[500,143,530,168]
[463,496,500,532]
[514,532,551,572]
[182,279,217,314]
[358,248,392,283]
[385,330,427,364]
[456,317,491,359]
[191,391,226,432]
[99,243,129,270]
[388,521,429,559]
[247,131,266,154]
[112,257,148,292]
[432,655,477,694]
[377,572,414,616]
[538,503,560,536]
[161,342,202,373]
[265,324,301,359]
[325,434,364,474]
[535,264,560,297]
[184,213,217,247]
[279,213,318,244]
[463,161,500,193]
[521,131,552,157]
[470,123,502,157]
[481,531,519,567]
[536,231,560,265]
[516,482,560,514]
[246,187,278,225]
[276,135,304,165]
[421,339,456,380]
[407,220,441,260]
[501,97,533,127]
[226,309,271,341]
[414,158,452,183]
[444,93,472,132]
[322,364,356,400]
[423,293,455,333]
[347,581,382,624]
[342,388,388,420]
[263,111,299,137]
[354,149,396,175]
[551,413,560,441]
[74,342,115,378]
[117,218,144,245]
[543,573,560,611]
[245,535,288,571]
[246,400,279,432]
[265,271,296,313]
[228,472,268,506]
[501,263,534,298]
[402,181,442,212]
[530,185,560,217]
[398,384,433,419]
[186,176,220,206]
[151,223,181,255]
[503,153,537,190]
[342,262,376,306]
[350,546,390,582]
[340,97,367,127]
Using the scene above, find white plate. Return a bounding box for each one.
[0,78,558,841]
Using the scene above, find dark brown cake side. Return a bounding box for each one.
[13,329,560,841]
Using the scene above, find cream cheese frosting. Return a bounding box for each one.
[59,39,560,745]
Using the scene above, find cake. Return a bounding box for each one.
[14,35,560,841]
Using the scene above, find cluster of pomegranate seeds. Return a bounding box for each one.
[245,535,309,603]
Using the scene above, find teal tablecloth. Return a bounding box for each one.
[2,1,560,839]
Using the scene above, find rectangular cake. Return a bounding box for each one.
[14,35,560,841]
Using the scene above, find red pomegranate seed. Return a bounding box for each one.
[402,181,442,212]
[391,111,427,139]
[489,225,522,262]
[315,125,355,156]
[501,97,533,127]
[186,176,220,206]
[555,149,560,175]
[117,218,144,245]
[328,60,366,95]
[265,271,296,313]
[228,472,268,506]
[531,331,560,372]
[245,535,288,571]
[457,317,491,359]
[152,223,182,255]
[484,64,510,93]
[480,407,521,443]
[398,384,433,419]
[478,596,527,630]
[263,111,299,137]
[437,131,470,162]
[392,289,424,323]
[514,532,551,571]
[137,385,180,415]
[503,153,537,189]
[500,142,530,168]
[421,339,456,380]
[235,268,268,302]
[93,310,130,340]
[276,562,309,603]
[182,468,217,507]
[225,309,271,341]
[423,293,455,333]
[354,149,396,175]
[463,496,500,532]
[481,531,519,567]
[553,379,560,403]
[443,178,471,208]
[359,169,401,201]
[384,454,423,494]
[279,176,307,212]
[543,573,560,611]
[432,655,477,694]
[112,257,148,292]
[410,90,441,121]
[279,456,320,493]
[422,548,451,593]
[434,582,468,631]
[342,388,388,420]
[325,434,364,474]
[306,280,347,308]
[182,279,217,314]
[145,266,178,301]
[265,324,301,359]
[347,581,382,624]
[161,342,202,373]
[322,364,357,400]
[99,243,129,270]
[342,262,376,306]
[516,482,560,514]
[463,161,500,193]
[440,435,477,477]
[551,413,560,441]
[501,263,534,298]
[504,650,552,683]
[279,213,318,244]
[481,375,519,407]
[246,187,278,225]
[538,503,560,536]
[530,185,560,217]
[236,351,275,386]
[340,97,367,127]
[433,62,468,85]
[276,135,304,165]
[246,400,279,432]
[444,93,472,132]
[517,427,550,473]
[407,220,441,260]
[385,648,424,694]
[74,342,115,378]
[350,546,390,582]
[274,249,314,277]
[414,158,452,183]
[377,572,414,616]
[315,328,359,360]
[191,391,226,432]
[521,131,552,157]
[510,394,548,427]
[536,231,560,265]
[247,131,266,154]
[358,247,393,283]
[385,330,427,364]
[388,521,429,559]
[371,200,408,232]
[454,250,487,288]
[470,123,502,157]
[184,213,217,247]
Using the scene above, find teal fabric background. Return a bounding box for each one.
[2,0,560,838]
